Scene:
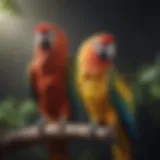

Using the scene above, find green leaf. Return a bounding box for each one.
[0,98,38,130]
[19,99,37,118]
[149,82,160,99]
[0,0,22,15]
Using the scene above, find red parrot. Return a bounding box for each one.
[28,22,71,160]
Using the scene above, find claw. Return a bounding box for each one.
[58,117,67,130]
[88,121,97,136]
[37,117,48,132]
[105,126,116,143]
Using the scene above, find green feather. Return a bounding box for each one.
[109,69,137,143]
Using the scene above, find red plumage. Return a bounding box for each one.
[29,22,70,160]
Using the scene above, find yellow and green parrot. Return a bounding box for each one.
[70,33,136,160]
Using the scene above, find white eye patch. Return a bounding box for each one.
[104,43,116,59]
[93,40,116,60]
[93,40,104,54]
[45,32,54,42]
[35,31,55,44]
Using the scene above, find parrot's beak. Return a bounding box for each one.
[99,51,108,61]
[35,30,54,50]
[41,38,51,49]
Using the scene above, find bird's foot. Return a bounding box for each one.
[105,126,116,144]
[37,117,48,132]
[88,121,98,136]
[58,116,67,131]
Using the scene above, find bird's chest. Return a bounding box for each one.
[36,69,64,95]
[79,72,109,102]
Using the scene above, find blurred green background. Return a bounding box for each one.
[0,0,160,160]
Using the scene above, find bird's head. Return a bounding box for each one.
[34,23,56,50]
[79,33,117,72]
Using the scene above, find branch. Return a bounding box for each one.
[0,123,115,154]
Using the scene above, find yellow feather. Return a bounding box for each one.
[112,69,135,113]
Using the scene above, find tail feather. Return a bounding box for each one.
[109,70,137,143]
[49,140,68,160]
[112,124,131,160]
[108,70,136,160]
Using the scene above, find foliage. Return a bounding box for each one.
[0,98,38,131]
[0,98,47,160]
[133,62,160,104]
[0,0,22,15]
[133,62,160,126]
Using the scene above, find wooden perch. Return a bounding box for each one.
[0,123,116,155]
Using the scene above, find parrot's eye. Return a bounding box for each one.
[35,31,55,48]
[43,31,55,43]
[93,40,116,60]
[104,43,116,59]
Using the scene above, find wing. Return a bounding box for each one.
[109,69,137,143]
[68,57,89,122]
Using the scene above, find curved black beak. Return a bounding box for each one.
[41,39,51,49]
[40,30,51,49]
[99,51,108,60]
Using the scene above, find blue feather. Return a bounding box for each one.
[109,71,137,143]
